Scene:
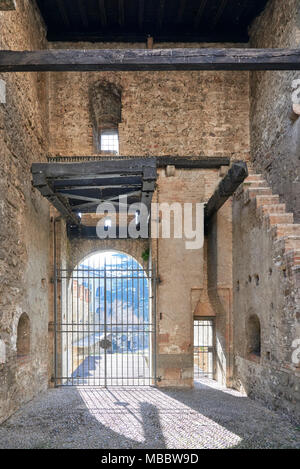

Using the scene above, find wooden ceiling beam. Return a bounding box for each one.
[138,0,144,31]
[77,0,89,29]
[211,0,228,29]
[46,31,248,43]
[48,156,230,168]
[97,0,107,27]
[2,48,300,72]
[204,161,248,226]
[118,0,125,27]
[176,0,186,24]
[32,159,156,179]
[56,0,71,29]
[194,0,208,29]
[55,184,141,190]
[157,0,165,30]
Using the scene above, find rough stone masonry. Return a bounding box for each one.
[0,0,299,428]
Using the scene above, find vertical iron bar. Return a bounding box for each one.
[53,219,58,387]
[66,267,68,385]
[104,256,107,388]
[142,260,145,384]
[87,262,90,385]
[121,259,124,382]
[131,257,134,384]
[71,267,74,385]
[153,262,157,386]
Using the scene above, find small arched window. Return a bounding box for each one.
[247,314,261,358]
[90,80,122,154]
[17,313,30,359]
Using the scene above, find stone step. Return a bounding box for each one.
[240,171,300,274]
[266,213,294,226]
[247,173,263,179]
[244,180,268,188]
[247,187,272,196]
[255,195,280,207]
[258,203,286,215]
[273,224,300,238]
[244,187,273,203]
[274,236,300,252]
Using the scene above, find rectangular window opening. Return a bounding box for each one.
[100,129,119,154]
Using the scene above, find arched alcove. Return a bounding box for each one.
[247,314,261,359]
[16,313,30,360]
[90,80,122,154]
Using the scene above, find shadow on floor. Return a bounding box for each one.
[0,379,299,449]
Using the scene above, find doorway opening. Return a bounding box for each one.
[193,318,215,381]
[55,250,156,386]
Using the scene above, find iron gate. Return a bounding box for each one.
[54,253,156,386]
[193,318,215,380]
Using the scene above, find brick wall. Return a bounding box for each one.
[48,42,250,160]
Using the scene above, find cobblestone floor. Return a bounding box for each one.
[0,378,299,449]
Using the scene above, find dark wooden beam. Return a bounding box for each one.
[48,155,230,168]
[32,158,156,179]
[77,0,89,29]
[157,156,230,168]
[52,175,143,187]
[204,161,248,225]
[97,0,107,27]
[157,0,165,30]
[47,155,230,168]
[138,0,144,31]
[46,32,249,43]
[211,0,228,29]
[55,183,141,190]
[31,158,157,222]
[32,173,80,225]
[56,0,71,29]
[194,0,208,29]
[118,0,125,27]
[2,48,300,72]
[176,0,187,24]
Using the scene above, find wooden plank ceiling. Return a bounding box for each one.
[36,0,269,43]
[31,158,157,227]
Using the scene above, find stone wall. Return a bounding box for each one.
[48,42,250,160]
[0,0,50,423]
[249,0,300,222]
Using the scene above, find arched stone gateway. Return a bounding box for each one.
[57,250,156,386]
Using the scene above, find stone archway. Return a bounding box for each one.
[57,249,155,386]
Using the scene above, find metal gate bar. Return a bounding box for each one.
[193,318,215,380]
[54,254,156,386]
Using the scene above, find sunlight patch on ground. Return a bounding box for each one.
[78,384,242,448]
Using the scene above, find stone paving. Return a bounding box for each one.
[0,378,299,449]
